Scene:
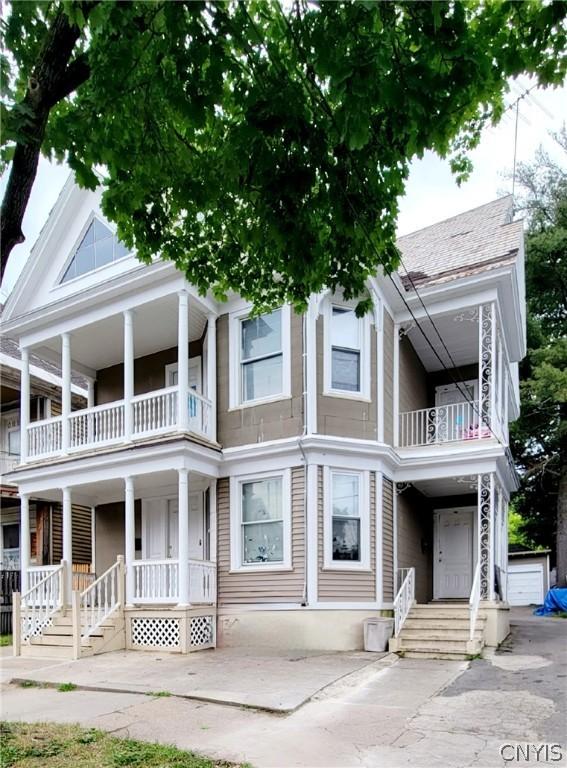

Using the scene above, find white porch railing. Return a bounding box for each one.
[398,401,493,448]
[77,556,124,640]
[27,416,62,457]
[69,401,125,449]
[0,452,19,477]
[394,567,415,637]
[17,560,65,643]
[27,565,59,593]
[26,386,213,460]
[469,561,481,641]
[131,559,216,604]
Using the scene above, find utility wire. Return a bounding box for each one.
[262,3,505,444]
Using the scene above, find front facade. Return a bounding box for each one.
[1,180,524,657]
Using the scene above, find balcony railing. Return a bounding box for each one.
[399,401,494,448]
[131,558,216,604]
[24,386,213,460]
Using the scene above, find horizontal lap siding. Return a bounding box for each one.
[51,504,92,565]
[383,312,394,446]
[382,478,394,602]
[396,490,433,603]
[317,468,376,602]
[399,337,428,414]
[217,468,305,604]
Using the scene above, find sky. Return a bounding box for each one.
[1,76,566,302]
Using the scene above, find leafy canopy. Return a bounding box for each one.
[2,1,567,310]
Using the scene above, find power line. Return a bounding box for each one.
[264,3,504,444]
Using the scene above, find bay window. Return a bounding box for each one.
[324,467,370,570]
[324,302,370,399]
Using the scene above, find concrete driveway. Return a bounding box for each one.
[1,607,565,767]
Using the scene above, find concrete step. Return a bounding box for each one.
[403,618,484,630]
[409,609,473,620]
[400,638,483,653]
[401,650,475,661]
[399,629,484,642]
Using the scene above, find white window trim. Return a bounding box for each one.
[164,359,203,393]
[323,466,371,571]
[323,300,371,401]
[230,468,292,572]
[228,304,291,410]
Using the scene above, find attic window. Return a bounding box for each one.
[60,218,130,283]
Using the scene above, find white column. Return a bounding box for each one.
[61,333,71,453]
[393,323,400,447]
[178,469,190,605]
[304,297,318,435]
[306,463,318,605]
[206,314,217,441]
[124,310,134,441]
[20,494,30,594]
[62,487,72,603]
[177,291,189,431]
[87,379,95,409]
[125,476,135,605]
[20,348,30,462]
[373,293,384,443]
[209,480,217,563]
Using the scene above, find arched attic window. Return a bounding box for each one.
[60,217,130,283]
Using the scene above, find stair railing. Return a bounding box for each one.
[13,560,66,653]
[469,561,481,641]
[72,555,124,658]
[394,567,415,637]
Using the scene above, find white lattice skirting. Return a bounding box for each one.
[190,615,215,650]
[131,617,181,649]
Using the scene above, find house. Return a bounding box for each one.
[0,328,94,632]
[0,177,524,659]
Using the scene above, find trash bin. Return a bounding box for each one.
[363,617,394,652]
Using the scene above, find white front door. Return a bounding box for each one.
[435,508,474,599]
[142,499,180,559]
[163,494,204,561]
[165,358,202,393]
[435,381,477,441]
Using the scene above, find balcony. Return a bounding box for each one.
[398,401,494,448]
[25,386,213,461]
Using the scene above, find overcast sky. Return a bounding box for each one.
[1,76,565,302]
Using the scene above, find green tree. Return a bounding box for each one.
[2,1,567,309]
[510,129,567,585]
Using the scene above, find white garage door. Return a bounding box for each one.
[508,564,544,606]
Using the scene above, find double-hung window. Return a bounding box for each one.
[325,303,370,399]
[231,470,291,570]
[240,309,282,403]
[324,468,370,570]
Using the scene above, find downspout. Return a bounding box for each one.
[299,307,309,607]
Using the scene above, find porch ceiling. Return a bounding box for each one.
[33,293,209,374]
[406,310,478,373]
[411,476,477,497]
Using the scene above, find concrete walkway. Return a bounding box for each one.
[1,609,565,767]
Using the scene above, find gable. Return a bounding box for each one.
[2,176,141,322]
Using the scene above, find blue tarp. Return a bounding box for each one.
[533,588,567,616]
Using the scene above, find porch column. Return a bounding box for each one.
[124,310,134,441]
[125,476,135,605]
[477,473,495,601]
[20,348,30,462]
[87,379,95,408]
[177,291,189,431]
[478,303,495,439]
[305,296,318,435]
[20,494,30,594]
[62,487,72,602]
[61,333,71,453]
[206,314,217,441]
[393,323,400,446]
[177,469,190,606]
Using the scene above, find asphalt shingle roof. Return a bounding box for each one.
[396,195,523,289]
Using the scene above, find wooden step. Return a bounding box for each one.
[399,629,484,642]
[403,617,484,630]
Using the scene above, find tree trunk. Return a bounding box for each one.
[556,406,567,587]
[0,6,93,280]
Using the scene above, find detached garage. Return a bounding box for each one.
[508,550,551,606]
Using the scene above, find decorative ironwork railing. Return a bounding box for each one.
[398,401,493,448]
[469,561,481,641]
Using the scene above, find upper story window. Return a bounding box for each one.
[60,217,129,283]
[229,305,291,408]
[324,302,370,400]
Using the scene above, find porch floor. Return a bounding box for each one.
[3,645,388,713]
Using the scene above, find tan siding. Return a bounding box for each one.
[50,504,92,565]
[383,311,394,446]
[216,312,304,448]
[217,468,306,604]
[96,341,203,405]
[50,400,62,417]
[382,478,394,601]
[399,337,428,414]
[396,490,433,603]
[317,468,376,602]
[316,318,377,440]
